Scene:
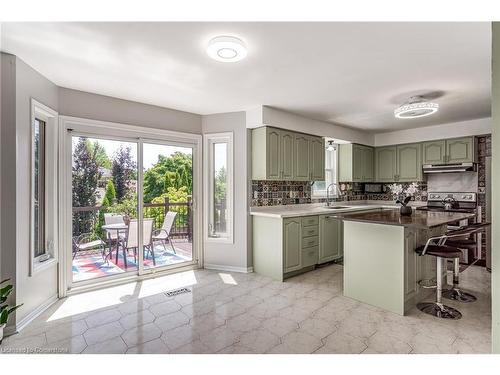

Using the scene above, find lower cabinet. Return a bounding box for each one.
[253,214,343,281]
[283,218,302,273]
[319,215,343,263]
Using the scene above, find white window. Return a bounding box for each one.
[31,99,58,274]
[312,144,338,198]
[203,132,233,243]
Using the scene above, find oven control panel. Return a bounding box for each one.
[427,192,476,202]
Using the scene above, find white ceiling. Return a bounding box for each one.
[1,22,491,132]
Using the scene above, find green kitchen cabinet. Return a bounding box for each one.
[446,137,475,163]
[338,143,374,182]
[294,133,311,181]
[283,218,302,273]
[422,140,446,165]
[252,126,324,181]
[397,143,422,182]
[319,215,343,263]
[362,146,374,182]
[309,136,325,181]
[375,146,397,182]
[422,137,475,165]
[281,130,295,180]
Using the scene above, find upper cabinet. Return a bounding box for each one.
[396,143,422,182]
[375,146,397,182]
[338,144,374,182]
[252,126,324,181]
[422,137,475,165]
[446,137,476,163]
[376,143,422,182]
[422,140,446,165]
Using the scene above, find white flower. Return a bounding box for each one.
[388,183,403,196]
[404,182,419,196]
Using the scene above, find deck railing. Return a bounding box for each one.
[72,198,193,241]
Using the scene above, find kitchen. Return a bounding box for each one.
[250,124,491,320]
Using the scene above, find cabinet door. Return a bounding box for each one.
[283,218,302,273]
[446,137,474,163]
[352,145,364,182]
[319,215,343,263]
[363,147,374,182]
[309,137,325,180]
[422,140,446,165]
[281,131,295,180]
[397,143,422,182]
[404,229,418,302]
[266,128,281,179]
[294,134,310,181]
[375,146,397,182]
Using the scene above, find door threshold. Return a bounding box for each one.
[66,262,200,297]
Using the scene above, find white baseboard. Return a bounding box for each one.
[204,264,254,273]
[5,294,58,336]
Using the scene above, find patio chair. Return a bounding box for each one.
[104,213,125,253]
[119,218,155,268]
[72,233,106,260]
[152,211,177,254]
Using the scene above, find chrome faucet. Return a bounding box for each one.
[326,183,341,207]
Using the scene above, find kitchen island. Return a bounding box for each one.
[338,208,475,315]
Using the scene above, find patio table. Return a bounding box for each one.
[102,222,128,267]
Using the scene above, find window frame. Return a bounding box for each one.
[311,144,338,199]
[203,132,234,244]
[30,99,58,275]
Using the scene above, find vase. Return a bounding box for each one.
[400,206,412,216]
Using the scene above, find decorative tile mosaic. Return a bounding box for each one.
[476,134,491,259]
[251,180,427,206]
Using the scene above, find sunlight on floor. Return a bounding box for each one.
[47,270,198,322]
[218,273,238,285]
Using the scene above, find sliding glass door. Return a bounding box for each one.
[71,136,139,283]
[66,124,200,289]
[141,141,194,272]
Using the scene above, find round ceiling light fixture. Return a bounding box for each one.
[394,96,439,119]
[207,36,247,62]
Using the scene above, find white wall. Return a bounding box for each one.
[247,106,374,145]
[15,57,60,325]
[202,111,252,271]
[374,117,491,146]
[59,87,202,134]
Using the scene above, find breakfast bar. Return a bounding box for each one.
[338,209,475,315]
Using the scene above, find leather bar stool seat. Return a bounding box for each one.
[415,245,462,259]
[444,239,476,249]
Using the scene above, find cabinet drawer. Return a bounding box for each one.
[302,216,319,226]
[302,236,319,249]
[301,246,319,267]
[302,226,319,237]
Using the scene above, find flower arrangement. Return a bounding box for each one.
[388,183,420,216]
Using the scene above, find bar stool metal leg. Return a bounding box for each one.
[442,257,477,303]
[417,257,462,319]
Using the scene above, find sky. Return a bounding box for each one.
[72,137,193,170]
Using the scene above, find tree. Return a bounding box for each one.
[89,141,112,169]
[72,137,101,235]
[112,146,136,202]
[103,180,116,205]
[143,152,192,202]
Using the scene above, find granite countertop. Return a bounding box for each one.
[337,208,475,229]
[249,201,427,219]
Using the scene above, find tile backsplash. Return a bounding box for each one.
[251,180,428,206]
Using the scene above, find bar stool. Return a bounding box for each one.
[442,222,491,303]
[415,242,463,319]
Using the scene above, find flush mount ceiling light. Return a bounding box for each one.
[207,36,247,62]
[394,96,439,119]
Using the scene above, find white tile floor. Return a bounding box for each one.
[0,263,491,354]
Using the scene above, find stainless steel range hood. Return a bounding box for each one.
[423,163,477,174]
